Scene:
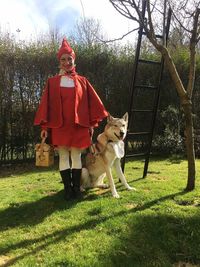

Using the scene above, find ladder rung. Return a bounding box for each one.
[128,132,151,136]
[132,109,153,113]
[135,85,158,90]
[142,32,163,39]
[126,153,147,158]
[155,34,163,39]
[138,59,161,65]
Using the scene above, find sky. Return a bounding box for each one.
[0,0,138,44]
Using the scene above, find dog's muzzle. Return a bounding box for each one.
[115,131,125,140]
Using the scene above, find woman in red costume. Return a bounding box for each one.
[34,38,108,200]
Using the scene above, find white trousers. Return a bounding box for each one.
[57,146,82,171]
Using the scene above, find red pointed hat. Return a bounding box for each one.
[57,38,75,60]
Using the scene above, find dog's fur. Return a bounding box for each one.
[81,113,135,198]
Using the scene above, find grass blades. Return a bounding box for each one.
[0,157,200,267]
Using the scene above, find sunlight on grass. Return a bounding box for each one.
[0,157,200,267]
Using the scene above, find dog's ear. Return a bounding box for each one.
[107,113,114,123]
[122,112,128,122]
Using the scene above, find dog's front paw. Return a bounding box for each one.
[112,192,120,198]
[126,186,136,191]
[80,186,86,192]
[99,184,109,189]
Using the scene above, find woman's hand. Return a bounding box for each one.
[41,130,48,139]
[89,127,94,137]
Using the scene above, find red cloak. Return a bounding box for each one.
[34,74,108,128]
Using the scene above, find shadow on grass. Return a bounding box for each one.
[0,161,59,178]
[109,213,200,267]
[0,154,186,179]
[167,155,184,164]
[0,190,79,230]
[124,156,168,165]
[0,190,191,267]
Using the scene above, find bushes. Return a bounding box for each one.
[153,106,185,155]
[0,31,199,163]
[153,129,184,155]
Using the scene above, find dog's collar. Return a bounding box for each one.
[108,140,122,144]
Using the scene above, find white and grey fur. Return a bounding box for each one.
[81,113,135,198]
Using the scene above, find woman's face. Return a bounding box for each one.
[59,53,75,72]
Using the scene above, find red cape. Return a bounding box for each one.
[34,74,108,128]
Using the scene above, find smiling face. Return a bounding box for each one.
[59,53,75,72]
[104,113,128,142]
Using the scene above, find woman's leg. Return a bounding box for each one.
[57,146,73,200]
[70,147,82,198]
[58,146,70,171]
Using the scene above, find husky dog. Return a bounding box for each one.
[81,113,135,198]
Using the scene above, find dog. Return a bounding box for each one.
[81,113,135,198]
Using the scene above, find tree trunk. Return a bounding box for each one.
[183,103,196,190]
[157,45,196,191]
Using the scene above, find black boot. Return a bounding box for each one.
[60,169,73,200]
[72,169,83,199]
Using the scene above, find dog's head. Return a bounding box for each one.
[104,112,128,142]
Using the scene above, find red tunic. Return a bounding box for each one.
[34,74,108,149]
[51,85,91,148]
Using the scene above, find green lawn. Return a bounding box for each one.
[0,157,200,267]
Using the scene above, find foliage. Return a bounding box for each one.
[0,158,200,266]
[0,29,199,163]
[153,106,184,154]
[153,129,184,155]
[72,17,105,46]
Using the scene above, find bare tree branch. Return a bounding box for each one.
[150,2,164,16]
[109,0,140,21]
[95,27,140,43]
[187,7,200,98]
[146,0,157,40]
[168,2,192,34]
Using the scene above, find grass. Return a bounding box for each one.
[0,157,200,267]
